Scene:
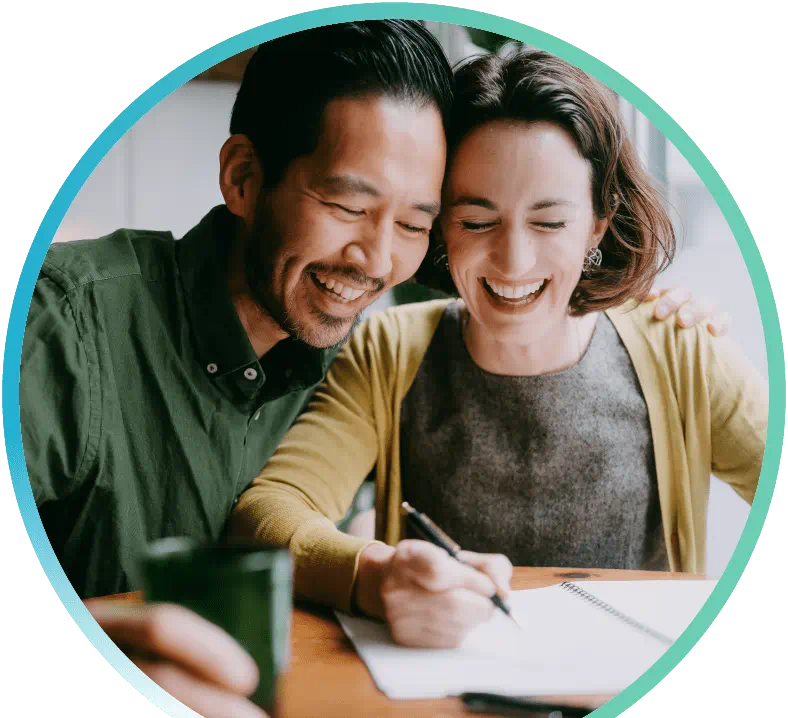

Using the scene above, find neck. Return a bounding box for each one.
[227,221,288,359]
[462,305,599,376]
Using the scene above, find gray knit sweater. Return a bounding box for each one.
[400,301,667,570]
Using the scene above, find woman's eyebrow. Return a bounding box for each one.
[449,195,497,210]
[530,199,575,211]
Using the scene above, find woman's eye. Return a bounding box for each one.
[532,221,566,231]
[460,220,496,231]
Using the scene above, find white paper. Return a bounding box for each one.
[336,580,717,699]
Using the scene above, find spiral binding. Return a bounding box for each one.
[560,582,674,647]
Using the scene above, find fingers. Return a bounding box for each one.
[86,601,259,696]
[387,589,494,648]
[390,540,496,597]
[674,296,718,329]
[645,287,670,302]
[380,542,514,648]
[707,311,730,337]
[133,659,268,718]
[647,287,729,336]
[652,287,692,320]
[458,551,513,599]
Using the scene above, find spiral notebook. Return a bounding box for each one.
[336,579,717,699]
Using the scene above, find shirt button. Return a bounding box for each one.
[244,367,258,381]
[206,363,218,374]
[254,410,261,421]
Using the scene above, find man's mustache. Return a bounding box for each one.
[306,264,386,293]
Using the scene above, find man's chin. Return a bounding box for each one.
[288,310,362,350]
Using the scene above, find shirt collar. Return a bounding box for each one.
[177,206,335,400]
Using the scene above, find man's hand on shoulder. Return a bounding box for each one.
[85,599,268,718]
[647,286,729,336]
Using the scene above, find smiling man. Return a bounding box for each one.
[19,22,450,718]
[22,21,450,601]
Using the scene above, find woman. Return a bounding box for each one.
[230,48,766,647]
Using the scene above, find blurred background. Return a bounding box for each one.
[52,22,765,578]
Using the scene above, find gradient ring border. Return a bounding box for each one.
[2,3,784,717]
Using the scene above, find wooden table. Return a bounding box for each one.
[105,567,699,717]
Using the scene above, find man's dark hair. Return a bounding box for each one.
[230,21,453,189]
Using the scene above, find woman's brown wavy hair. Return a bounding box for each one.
[416,47,676,315]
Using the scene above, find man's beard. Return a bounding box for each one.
[243,214,368,350]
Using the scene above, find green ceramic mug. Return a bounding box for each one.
[139,538,292,716]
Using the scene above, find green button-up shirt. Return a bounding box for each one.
[21,206,338,598]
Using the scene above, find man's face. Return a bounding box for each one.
[246,95,447,348]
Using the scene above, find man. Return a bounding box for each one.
[21,20,721,718]
[22,20,451,601]
[23,20,450,717]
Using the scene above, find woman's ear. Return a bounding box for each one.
[589,215,610,250]
[219,135,262,223]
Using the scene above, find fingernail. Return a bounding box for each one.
[654,304,667,319]
[679,309,693,325]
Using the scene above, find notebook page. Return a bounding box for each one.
[567,580,718,641]
[336,581,694,699]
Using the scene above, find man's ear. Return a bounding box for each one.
[219,134,262,222]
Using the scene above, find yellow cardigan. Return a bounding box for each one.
[230,299,766,612]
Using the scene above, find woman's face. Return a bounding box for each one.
[442,120,607,342]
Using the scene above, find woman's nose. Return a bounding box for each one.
[494,227,537,277]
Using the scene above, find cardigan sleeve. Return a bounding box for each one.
[703,332,768,504]
[228,312,398,612]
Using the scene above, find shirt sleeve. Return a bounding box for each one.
[21,273,98,506]
[228,317,389,613]
[704,333,768,504]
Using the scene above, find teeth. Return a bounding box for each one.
[486,279,545,300]
[314,273,367,301]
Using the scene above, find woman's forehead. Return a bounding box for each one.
[446,121,592,204]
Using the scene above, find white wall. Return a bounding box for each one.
[54,76,764,578]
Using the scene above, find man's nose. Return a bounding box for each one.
[343,219,394,281]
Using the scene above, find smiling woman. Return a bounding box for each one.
[230,46,766,650]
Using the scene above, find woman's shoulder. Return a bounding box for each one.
[355,297,454,345]
[606,298,706,354]
[337,298,453,377]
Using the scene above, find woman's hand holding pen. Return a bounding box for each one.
[354,540,513,648]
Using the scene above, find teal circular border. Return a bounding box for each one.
[3,4,783,717]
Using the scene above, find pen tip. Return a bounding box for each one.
[509,612,525,630]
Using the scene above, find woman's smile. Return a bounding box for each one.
[479,276,550,312]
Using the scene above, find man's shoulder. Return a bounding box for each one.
[40,228,178,294]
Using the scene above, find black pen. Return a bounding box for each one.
[461,692,592,717]
[400,502,522,629]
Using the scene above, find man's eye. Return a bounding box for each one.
[532,221,566,230]
[398,222,429,235]
[461,220,496,231]
[329,203,365,216]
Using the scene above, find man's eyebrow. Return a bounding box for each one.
[320,175,381,197]
[530,199,575,211]
[449,195,498,210]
